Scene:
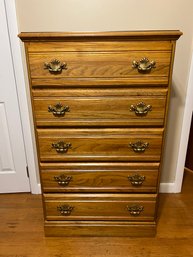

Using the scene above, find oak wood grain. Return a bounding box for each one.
[18,30,182,41]
[31,76,170,86]
[19,31,182,237]
[44,193,156,221]
[37,128,164,162]
[33,88,167,127]
[27,41,172,52]
[28,51,171,82]
[41,162,159,193]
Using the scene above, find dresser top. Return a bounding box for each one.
[18,30,182,42]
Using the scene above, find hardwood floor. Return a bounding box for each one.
[0,170,193,257]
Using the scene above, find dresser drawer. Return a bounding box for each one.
[37,128,164,162]
[33,88,167,127]
[41,162,159,193]
[44,194,156,221]
[27,40,172,84]
[28,47,171,86]
[29,50,171,76]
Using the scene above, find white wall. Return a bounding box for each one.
[15,0,193,184]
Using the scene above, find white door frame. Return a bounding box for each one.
[5,0,40,194]
[174,51,193,192]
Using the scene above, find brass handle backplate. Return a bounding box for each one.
[54,175,72,186]
[127,205,144,216]
[57,205,74,216]
[52,141,71,153]
[130,102,152,116]
[129,141,149,153]
[132,57,156,73]
[48,103,70,117]
[128,174,146,186]
[44,59,67,74]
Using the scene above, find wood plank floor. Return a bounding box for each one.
[0,170,193,257]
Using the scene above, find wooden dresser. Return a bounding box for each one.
[19,31,182,237]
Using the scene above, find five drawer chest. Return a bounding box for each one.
[19,31,182,236]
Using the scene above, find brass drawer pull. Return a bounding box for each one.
[128,174,145,186]
[129,141,149,153]
[44,59,67,74]
[48,103,70,117]
[54,175,72,186]
[127,205,144,216]
[57,205,74,216]
[52,141,71,153]
[130,102,152,116]
[132,57,156,73]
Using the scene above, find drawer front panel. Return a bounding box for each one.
[29,51,171,78]
[44,194,156,221]
[29,51,171,86]
[33,90,167,127]
[41,162,159,193]
[37,128,164,162]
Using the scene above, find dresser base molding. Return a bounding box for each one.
[44,221,156,237]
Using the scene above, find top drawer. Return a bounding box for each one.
[26,41,172,86]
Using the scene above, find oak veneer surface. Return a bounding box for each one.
[33,89,167,127]
[28,51,171,79]
[19,31,182,237]
[44,193,156,221]
[0,170,192,257]
[41,162,159,193]
[37,128,164,162]
[18,30,183,40]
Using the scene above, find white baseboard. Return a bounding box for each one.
[31,183,41,194]
[159,182,179,193]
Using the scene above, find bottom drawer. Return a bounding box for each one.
[44,194,157,221]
